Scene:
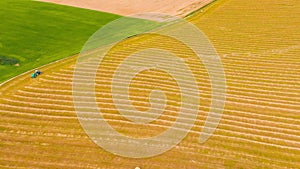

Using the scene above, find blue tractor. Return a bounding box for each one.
[31,70,42,78]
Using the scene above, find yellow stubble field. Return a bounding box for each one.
[0,0,299,168]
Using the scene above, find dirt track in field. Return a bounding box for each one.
[39,0,214,18]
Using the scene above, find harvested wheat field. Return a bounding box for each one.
[1,0,300,168]
[39,0,214,18]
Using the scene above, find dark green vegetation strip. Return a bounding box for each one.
[0,0,148,82]
[0,56,19,65]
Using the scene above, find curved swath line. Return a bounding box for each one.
[52,68,299,87]
[13,90,300,126]
[2,99,300,147]
[42,72,299,96]
[17,85,300,114]
[76,59,300,76]
[45,72,300,95]
[23,86,299,108]
[39,77,300,102]
[63,64,300,82]
[2,106,300,146]
[76,53,300,74]
[62,64,300,86]
[20,82,300,112]
[5,90,300,141]
[22,84,300,106]
[46,68,299,89]
[39,77,300,104]
[1,109,299,152]
[1,95,298,152]
[20,86,300,112]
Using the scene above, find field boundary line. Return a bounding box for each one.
[0,54,77,88]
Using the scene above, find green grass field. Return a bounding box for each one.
[0,0,121,82]
[0,0,119,82]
